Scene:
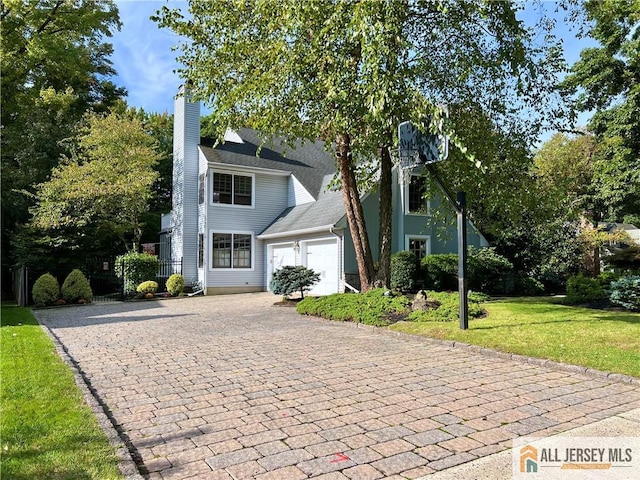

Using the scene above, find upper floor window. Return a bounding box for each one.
[407,175,428,214]
[212,172,253,207]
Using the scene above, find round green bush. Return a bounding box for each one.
[565,273,606,304]
[391,251,419,292]
[270,265,320,299]
[166,274,185,296]
[61,269,93,304]
[32,273,60,307]
[136,281,158,294]
[609,276,640,311]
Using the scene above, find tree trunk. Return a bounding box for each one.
[376,143,393,288]
[336,132,375,291]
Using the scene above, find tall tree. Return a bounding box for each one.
[155,0,564,290]
[559,0,640,223]
[1,0,124,278]
[28,112,162,253]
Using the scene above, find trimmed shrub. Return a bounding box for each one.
[116,252,160,293]
[609,276,640,311]
[597,271,621,291]
[166,274,185,296]
[390,251,419,292]
[32,273,60,307]
[270,265,321,299]
[61,269,93,304]
[422,249,513,294]
[297,289,411,326]
[468,247,513,294]
[136,281,158,294]
[565,274,606,304]
[422,254,458,291]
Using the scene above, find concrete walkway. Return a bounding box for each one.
[35,293,640,480]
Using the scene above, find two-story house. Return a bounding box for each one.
[163,86,488,295]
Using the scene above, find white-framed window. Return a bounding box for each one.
[405,175,429,215]
[405,235,430,261]
[211,231,254,270]
[211,171,254,207]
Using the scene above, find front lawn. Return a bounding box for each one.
[1,305,122,480]
[391,296,640,378]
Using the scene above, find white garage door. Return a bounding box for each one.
[306,239,338,295]
[269,244,296,290]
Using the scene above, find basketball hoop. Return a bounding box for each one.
[397,117,449,185]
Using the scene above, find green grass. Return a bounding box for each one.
[390,296,640,378]
[1,304,122,480]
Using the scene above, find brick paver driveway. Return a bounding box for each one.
[36,293,640,480]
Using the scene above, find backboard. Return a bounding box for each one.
[398,119,449,168]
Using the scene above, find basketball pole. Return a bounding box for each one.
[425,163,469,330]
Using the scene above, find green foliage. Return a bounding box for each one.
[494,219,584,293]
[565,274,607,305]
[408,291,486,323]
[534,132,599,220]
[136,281,158,294]
[28,111,162,252]
[390,251,419,292]
[514,276,545,296]
[116,252,160,293]
[559,0,640,223]
[166,274,185,296]
[468,247,513,294]
[1,0,124,272]
[422,254,458,291]
[32,273,60,307]
[297,289,411,326]
[605,246,640,272]
[609,276,640,311]
[270,265,321,299]
[422,249,513,294]
[61,269,92,304]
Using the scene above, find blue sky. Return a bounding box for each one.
[110,0,595,128]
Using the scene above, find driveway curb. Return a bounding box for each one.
[299,313,640,386]
[38,321,144,480]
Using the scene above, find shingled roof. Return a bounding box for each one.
[199,128,336,200]
[259,175,346,237]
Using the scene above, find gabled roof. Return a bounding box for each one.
[259,175,346,238]
[199,128,335,199]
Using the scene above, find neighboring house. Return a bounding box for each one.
[163,86,488,295]
[598,222,640,247]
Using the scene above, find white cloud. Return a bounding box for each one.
[111,1,188,113]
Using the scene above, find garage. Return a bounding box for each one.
[267,244,296,291]
[305,239,339,295]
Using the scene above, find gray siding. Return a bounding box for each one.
[206,171,289,289]
[171,88,200,284]
[288,175,315,207]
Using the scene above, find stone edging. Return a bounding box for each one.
[37,320,143,480]
[297,312,640,387]
[354,319,640,386]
